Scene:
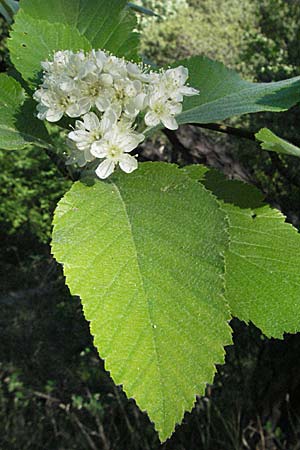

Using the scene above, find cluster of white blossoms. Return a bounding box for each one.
[34,49,199,179]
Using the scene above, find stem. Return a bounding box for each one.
[163,123,300,191]
[190,122,256,142]
[185,123,300,188]
[162,129,180,162]
[163,128,206,164]
[191,121,300,149]
[45,147,79,181]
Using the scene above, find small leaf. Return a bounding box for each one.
[176,56,300,124]
[0,73,51,149]
[0,0,18,23]
[127,2,158,17]
[8,10,91,87]
[52,162,232,441]
[185,165,300,339]
[255,128,300,158]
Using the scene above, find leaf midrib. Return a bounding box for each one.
[111,180,167,429]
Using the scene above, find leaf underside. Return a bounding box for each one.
[186,166,300,339]
[178,56,300,124]
[51,162,232,441]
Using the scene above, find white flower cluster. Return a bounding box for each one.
[34,49,199,179]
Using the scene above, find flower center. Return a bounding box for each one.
[108,145,122,159]
[59,96,70,108]
[115,88,125,101]
[87,83,101,98]
[153,103,164,115]
[91,130,101,141]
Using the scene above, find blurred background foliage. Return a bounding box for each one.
[1,1,300,449]
[0,147,70,243]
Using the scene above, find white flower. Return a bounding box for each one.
[42,51,93,92]
[126,61,151,83]
[91,123,144,179]
[160,66,199,102]
[33,86,87,122]
[143,67,198,130]
[144,88,182,130]
[112,78,147,118]
[66,141,93,167]
[59,52,95,92]
[79,72,114,112]
[41,50,72,77]
[91,49,108,71]
[103,55,127,80]
[68,110,117,165]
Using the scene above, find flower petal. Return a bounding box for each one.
[169,102,182,115]
[119,154,138,173]
[144,111,160,127]
[83,112,100,131]
[46,108,63,122]
[166,66,189,85]
[99,73,113,87]
[91,141,109,158]
[120,133,145,152]
[95,96,111,112]
[96,159,115,179]
[180,86,199,96]
[68,130,87,142]
[100,109,118,134]
[161,115,178,130]
[66,102,87,118]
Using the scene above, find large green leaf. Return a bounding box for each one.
[8,11,92,86]
[0,73,51,149]
[9,0,139,86]
[177,56,300,124]
[256,128,300,158]
[186,166,300,339]
[12,0,139,62]
[51,162,232,441]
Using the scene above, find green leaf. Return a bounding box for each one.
[51,162,232,441]
[8,11,92,86]
[185,166,300,339]
[255,128,300,158]
[0,73,51,149]
[16,0,139,58]
[177,56,300,124]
